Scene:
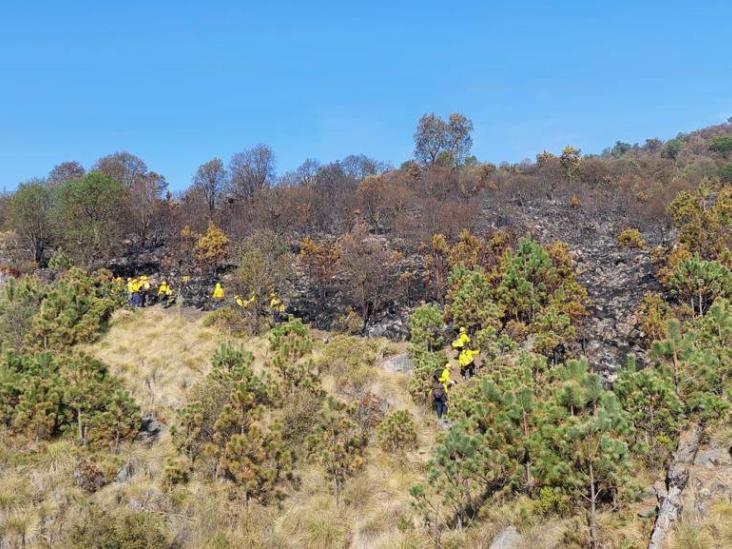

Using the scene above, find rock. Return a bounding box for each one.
[136,414,164,443]
[489,526,523,549]
[648,422,704,549]
[381,353,414,373]
[116,461,135,483]
[694,447,732,467]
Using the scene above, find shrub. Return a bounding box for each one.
[1,352,140,447]
[617,228,646,249]
[0,275,48,351]
[25,268,121,351]
[409,303,444,351]
[720,162,732,183]
[636,292,675,341]
[667,255,732,315]
[376,409,418,453]
[68,506,173,549]
[48,248,73,273]
[333,308,363,334]
[193,221,229,270]
[232,230,295,322]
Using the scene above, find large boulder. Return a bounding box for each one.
[489,526,523,549]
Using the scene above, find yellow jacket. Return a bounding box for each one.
[158,281,173,296]
[127,278,136,293]
[212,282,225,299]
[270,294,285,313]
[140,276,151,291]
[439,367,451,392]
[458,349,480,367]
[451,331,471,349]
[235,293,256,308]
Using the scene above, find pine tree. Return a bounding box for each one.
[268,318,318,395]
[543,361,632,548]
[26,268,120,351]
[497,237,555,323]
[307,397,367,506]
[408,350,449,406]
[220,422,293,504]
[667,254,732,315]
[444,265,502,333]
[409,304,445,352]
[614,359,682,461]
[376,409,418,453]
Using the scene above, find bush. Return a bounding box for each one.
[0,275,47,351]
[0,352,140,447]
[376,409,418,453]
[617,228,646,249]
[193,222,229,270]
[720,162,732,183]
[26,268,121,351]
[667,255,732,315]
[202,304,258,336]
[636,292,675,341]
[409,303,444,352]
[68,506,173,549]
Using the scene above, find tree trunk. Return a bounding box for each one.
[648,422,704,549]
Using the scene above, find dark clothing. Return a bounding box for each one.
[432,380,448,419]
[434,399,448,419]
[460,361,476,379]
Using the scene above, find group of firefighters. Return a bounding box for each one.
[125,276,287,320]
[126,275,174,307]
[211,281,287,317]
[432,326,481,421]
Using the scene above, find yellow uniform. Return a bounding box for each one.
[439,366,452,393]
[451,328,471,350]
[158,281,173,297]
[212,282,224,300]
[270,293,285,313]
[458,348,480,367]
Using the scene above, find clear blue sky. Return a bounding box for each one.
[1,0,731,191]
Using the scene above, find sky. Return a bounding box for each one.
[1,0,731,192]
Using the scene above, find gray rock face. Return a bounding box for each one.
[489,526,523,549]
[381,353,414,373]
[502,201,665,378]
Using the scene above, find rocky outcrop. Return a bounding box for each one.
[489,526,523,549]
[648,422,704,549]
[504,201,665,378]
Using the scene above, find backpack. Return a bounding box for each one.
[432,382,446,401]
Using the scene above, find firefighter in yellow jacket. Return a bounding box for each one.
[451,327,470,358]
[458,348,480,379]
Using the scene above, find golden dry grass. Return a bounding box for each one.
[6,306,726,548]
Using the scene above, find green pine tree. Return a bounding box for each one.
[307,397,367,506]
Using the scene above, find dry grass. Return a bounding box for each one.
[85,306,245,422]
[6,306,727,548]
